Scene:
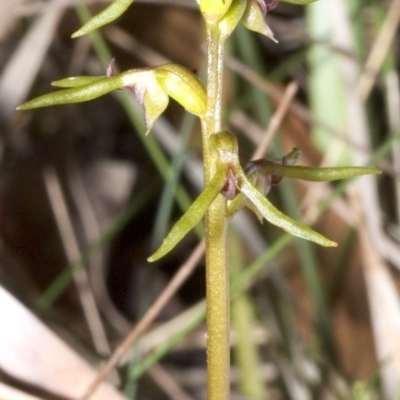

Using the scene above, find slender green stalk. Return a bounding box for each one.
[201,23,230,400]
[230,229,266,399]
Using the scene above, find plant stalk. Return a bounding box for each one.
[201,23,230,400]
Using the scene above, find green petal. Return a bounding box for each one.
[17,75,124,110]
[155,64,207,117]
[142,80,169,134]
[148,167,227,262]
[72,0,135,38]
[218,0,246,40]
[242,0,277,42]
[249,162,381,181]
[238,171,337,247]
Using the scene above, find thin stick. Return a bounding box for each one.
[358,0,400,101]
[148,364,196,400]
[43,166,111,357]
[80,240,205,400]
[226,55,367,152]
[252,81,299,160]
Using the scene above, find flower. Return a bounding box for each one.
[148,130,380,262]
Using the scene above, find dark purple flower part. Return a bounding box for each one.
[106,58,116,77]
[106,58,136,91]
[221,169,239,200]
[257,0,278,16]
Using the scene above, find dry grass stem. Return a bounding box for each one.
[0,0,67,117]
[252,81,299,160]
[358,0,400,101]
[43,166,112,358]
[81,240,205,399]
[148,363,197,400]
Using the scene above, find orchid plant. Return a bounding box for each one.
[18,0,380,399]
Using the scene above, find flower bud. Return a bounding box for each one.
[198,0,233,24]
[210,130,238,163]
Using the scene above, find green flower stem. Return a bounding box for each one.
[201,23,230,400]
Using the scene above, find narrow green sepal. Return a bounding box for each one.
[17,75,124,110]
[228,147,302,220]
[248,162,381,182]
[72,0,135,38]
[148,167,227,262]
[52,76,106,88]
[210,131,336,247]
[238,172,337,247]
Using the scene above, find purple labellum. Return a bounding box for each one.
[106,58,116,77]
[122,85,137,92]
[222,169,239,200]
[257,0,279,16]
[271,157,287,186]
[271,173,283,186]
[132,85,145,103]
[106,58,136,91]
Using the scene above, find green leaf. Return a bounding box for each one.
[238,172,337,247]
[72,0,135,38]
[148,167,227,262]
[17,75,125,110]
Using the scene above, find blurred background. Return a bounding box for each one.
[0,0,400,399]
